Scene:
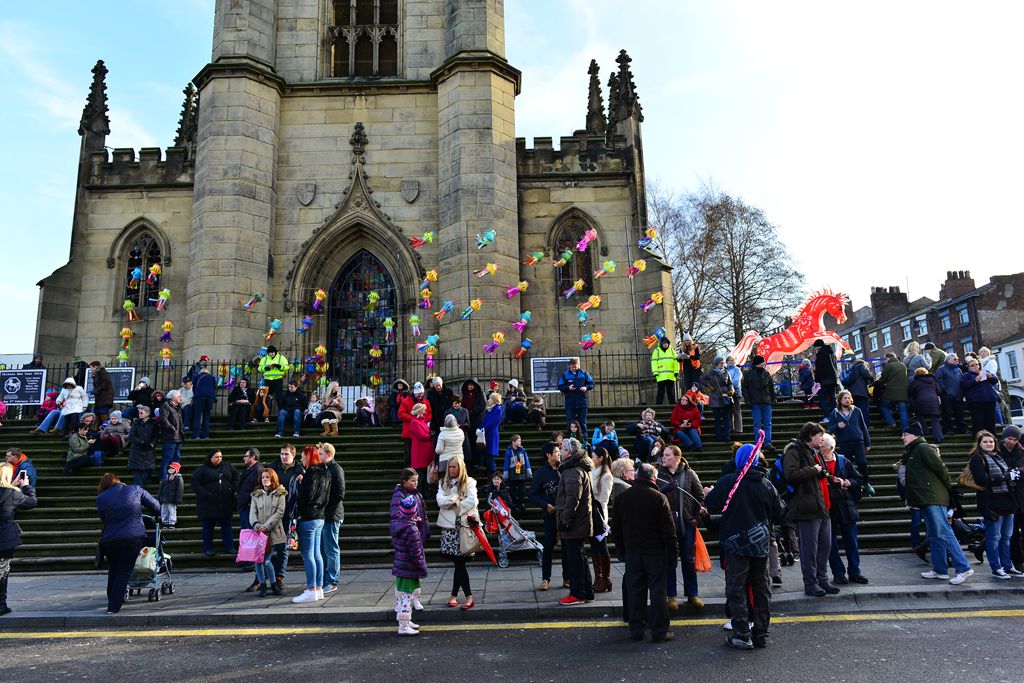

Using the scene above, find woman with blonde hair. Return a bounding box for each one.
[0,463,37,615]
[436,455,479,609]
[319,381,344,436]
[903,341,930,380]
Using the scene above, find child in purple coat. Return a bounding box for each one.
[391,493,428,636]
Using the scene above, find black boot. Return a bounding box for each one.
[245,578,260,593]
[0,574,10,616]
[271,580,284,596]
[258,583,268,598]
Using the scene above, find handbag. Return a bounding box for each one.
[133,546,158,575]
[458,514,483,556]
[956,464,984,493]
[693,527,712,573]
[476,427,486,445]
[236,528,269,563]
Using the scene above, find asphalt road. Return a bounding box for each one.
[1,611,1020,682]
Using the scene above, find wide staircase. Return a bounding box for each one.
[7,401,977,572]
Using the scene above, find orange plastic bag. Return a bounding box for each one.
[693,527,712,573]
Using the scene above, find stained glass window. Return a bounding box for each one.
[123,232,162,309]
[553,220,595,301]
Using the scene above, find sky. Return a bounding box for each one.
[2,0,1022,353]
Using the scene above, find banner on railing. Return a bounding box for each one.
[0,369,46,406]
[530,357,573,394]
[85,367,136,404]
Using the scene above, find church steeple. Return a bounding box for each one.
[585,59,606,136]
[173,83,199,158]
[78,60,110,150]
[613,49,643,124]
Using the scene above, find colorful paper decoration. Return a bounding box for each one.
[577,310,592,326]
[516,338,533,359]
[523,251,544,266]
[369,344,383,359]
[264,318,282,342]
[410,314,421,338]
[147,264,161,286]
[152,288,171,312]
[513,311,531,333]
[364,291,380,312]
[563,278,585,299]
[242,289,265,311]
[638,226,658,250]
[160,347,173,368]
[120,327,133,350]
[641,291,664,313]
[122,300,140,322]
[627,259,647,278]
[409,232,435,249]
[383,317,395,341]
[576,228,597,252]
[594,260,616,278]
[424,345,438,369]
[461,299,482,320]
[553,249,573,267]
[476,229,496,249]
[730,288,852,374]
[420,270,439,291]
[416,334,440,353]
[369,373,383,386]
[579,295,602,312]
[297,316,314,335]
[483,330,505,355]
[434,300,455,321]
[642,327,668,349]
[580,331,604,350]
[117,350,129,367]
[313,288,327,311]
[128,267,143,290]
[474,263,499,278]
[506,281,529,298]
[419,287,432,309]
[159,320,174,343]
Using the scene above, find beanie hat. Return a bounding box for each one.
[904,422,925,437]
[140,376,151,386]
[412,382,424,395]
[168,462,181,474]
[923,342,935,350]
[713,356,725,367]
[1002,425,1022,441]
[509,379,519,387]
[813,339,824,347]
[734,443,756,471]
[399,495,419,517]
[751,355,765,367]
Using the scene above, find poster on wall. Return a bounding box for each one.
[0,369,46,406]
[85,367,137,404]
[530,357,574,394]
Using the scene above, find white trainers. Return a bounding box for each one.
[921,570,949,580]
[315,588,325,600]
[992,569,1012,580]
[722,620,733,631]
[412,597,424,611]
[409,621,420,629]
[949,569,974,585]
[292,589,319,603]
[398,622,420,636]
[1006,568,1024,578]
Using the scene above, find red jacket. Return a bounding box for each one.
[408,417,434,468]
[398,395,432,439]
[670,403,702,432]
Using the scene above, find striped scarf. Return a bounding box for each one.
[983,451,1010,495]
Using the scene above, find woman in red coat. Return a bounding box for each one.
[669,395,703,452]
[398,382,432,466]
[408,403,434,495]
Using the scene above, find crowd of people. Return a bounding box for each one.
[0,343,1021,647]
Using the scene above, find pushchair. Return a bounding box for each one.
[484,497,543,569]
[126,515,175,602]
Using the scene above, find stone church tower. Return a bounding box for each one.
[36,0,670,387]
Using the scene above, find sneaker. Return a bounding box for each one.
[274,434,283,438]
[292,433,300,438]
[992,569,1012,580]
[538,580,550,591]
[397,622,420,636]
[408,621,420,630]
[864,483,876,497]
[315,588,325,600]
[849,574,869,584]
[292,589,319,603]
[949,568,974,585]
[1006,568,1024,578]
[558,595,586,606]
[921,570,949,580]
[722,620,733,631]
[726,635,754,650]
[323,584,338,594]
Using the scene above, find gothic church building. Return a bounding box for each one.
[36,0,670,385]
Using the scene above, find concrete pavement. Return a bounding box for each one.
[4,552,1024,628]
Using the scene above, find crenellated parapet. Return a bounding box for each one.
[85,147,195,188]
[516,134,628,176]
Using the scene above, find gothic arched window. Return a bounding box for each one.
[122,232,162,309]
[331,0,399,78]
[552,219,597,301]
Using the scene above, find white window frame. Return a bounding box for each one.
[882,327,892,347]
[901,320,912,341]
[869,334,878,352]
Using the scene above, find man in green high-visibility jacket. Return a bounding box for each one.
[258,345,289,412]
[651,337,680,405]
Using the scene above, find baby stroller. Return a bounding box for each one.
[126,515,175,602]
[484,497,543,569]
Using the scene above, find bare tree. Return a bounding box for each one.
[647,182,805,355]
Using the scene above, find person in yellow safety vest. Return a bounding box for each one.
[651,337,680,405]
[258,345,290,412]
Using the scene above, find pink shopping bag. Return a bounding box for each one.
[236,528,268,563]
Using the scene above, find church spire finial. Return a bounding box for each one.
[613,49,643,123]
[173,83,199,156]
[78,60,110,138]
[585,59,607,136]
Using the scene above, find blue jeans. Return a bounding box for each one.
[674,428,702,451]
[910,508,924,548]
[193,396,214,438]
[880,399,909,431]
[299,519,325,589]
[564,399,589,439]
[828,520,862,578]
[984,514,1014,572]
[276,408,303,436]
[750,404,772,443]
[636,436,656,461]
[182,404,193,432]
[712,406,731,442]
[272,538,291,583]
[666,523,698,598]
[920,505,970,575]
[505,402,527,423]
[254,544,282,585]
[38,410,61,431]
[160,442,181,480]
[321,519,342,586]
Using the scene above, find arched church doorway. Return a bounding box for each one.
[327,249,399,386]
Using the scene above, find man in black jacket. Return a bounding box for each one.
[529,441,562,591]
[612,464,679,643]
[319,442,346,593]
[813,339,840,416]
[275,380,308,438]
[742,356,777,448]
[426,377,455,435]
[998,426,1024,569]
[88,361,114,423]
[705,444,785,650]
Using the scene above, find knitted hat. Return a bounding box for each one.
[734,443,756,471]
[751,355,765,367]
[713,356,725,367]
[411,402,426,416]
[904,422,925,437]
[139,376,151,386]
[923,342,935,350]
[399,495,419,517]
[412,382,424,395]
[167,462,181,474]
[1002,425,1022,440]
[813,339,825,347]
[509,379,519,387]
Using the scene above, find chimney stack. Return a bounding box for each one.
[869,286,910,323]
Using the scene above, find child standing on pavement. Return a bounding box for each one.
[158,462,184,528]
[391,495,429,636]
[501,435,532,514]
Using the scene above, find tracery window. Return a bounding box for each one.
[331,0,399,78]
[122,232,162,310]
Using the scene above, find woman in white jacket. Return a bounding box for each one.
[436,455,478,609]
[40,378,89,436]
[435,415,465,468]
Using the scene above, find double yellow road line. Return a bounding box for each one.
[1,608,1022,639]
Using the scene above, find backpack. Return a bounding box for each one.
[769,456,794,502]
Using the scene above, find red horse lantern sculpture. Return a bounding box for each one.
[730,289,852,375]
